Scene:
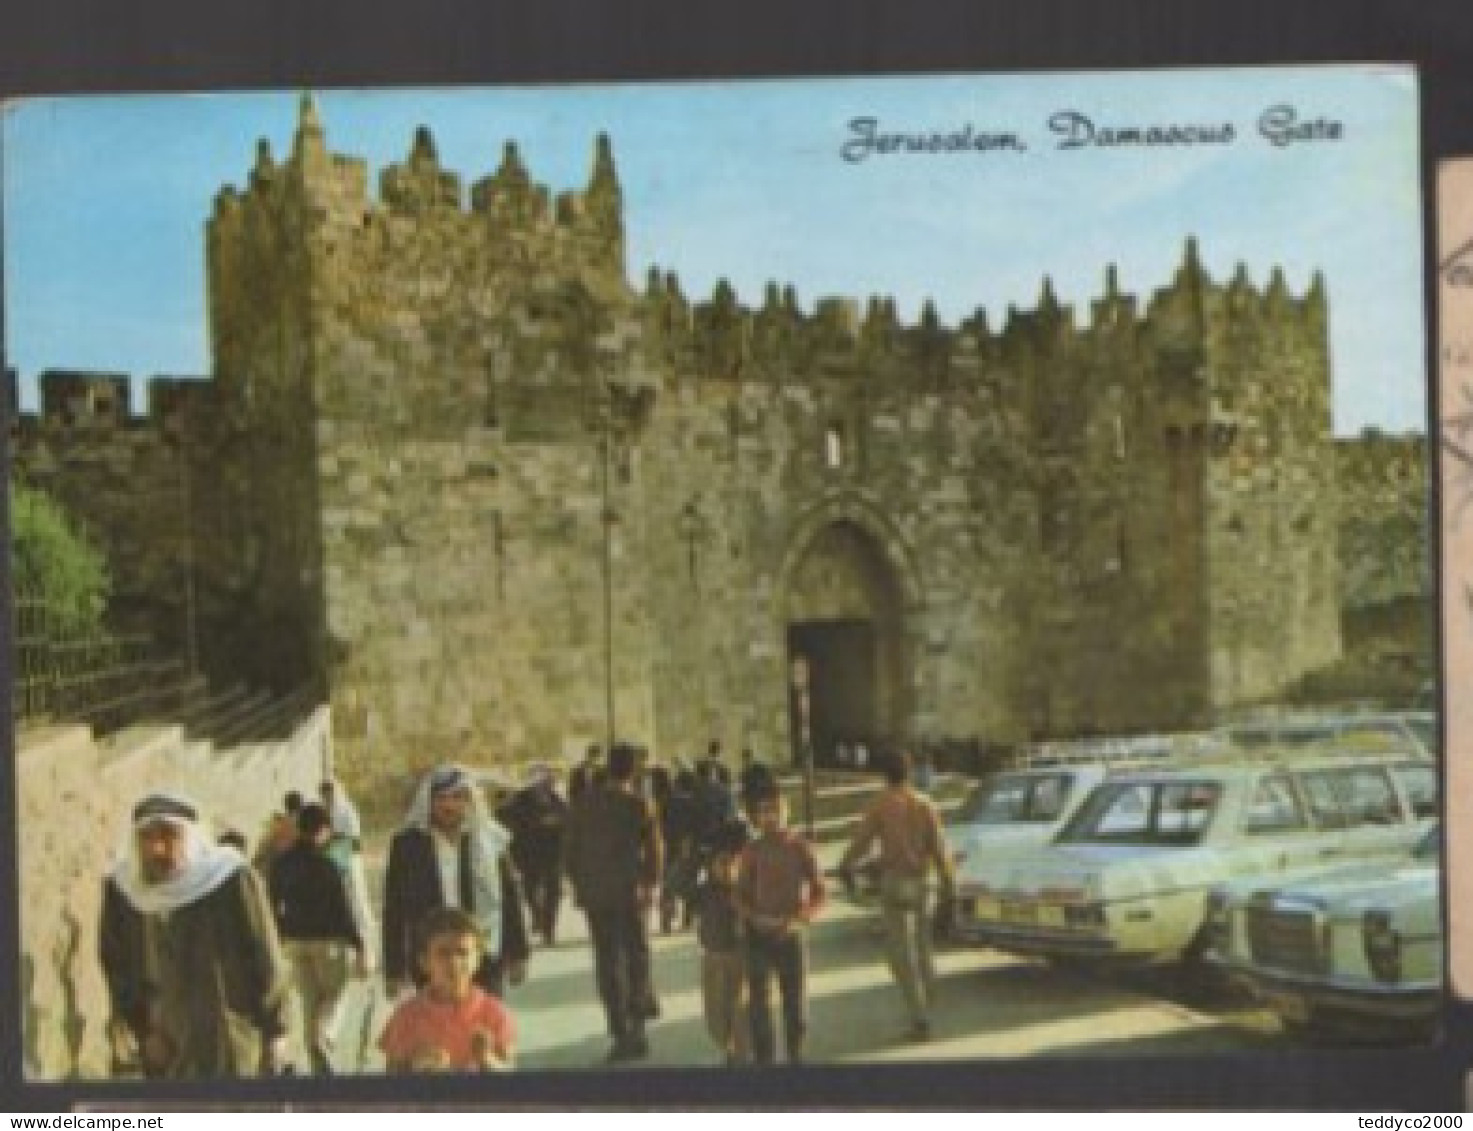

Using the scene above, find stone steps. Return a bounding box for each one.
[208,688,304,749]
[176,682,253,734]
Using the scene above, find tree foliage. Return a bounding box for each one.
[9,483,111,633]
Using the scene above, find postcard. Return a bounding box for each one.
[0,66,1435,1100]
[1442,158,1473,999]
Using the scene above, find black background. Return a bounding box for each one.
[1,0,1469,1111]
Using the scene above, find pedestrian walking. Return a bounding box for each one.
[498,764,569,946]
[562,741,663,1063]
[738,747,775,800]
[251,790,304,876]
[692,757,738,851]
[378,906,516,1073]
[382,765,531,1001]
[320,777,377,972]
[837,750,955,1040]
[321,778,362,850]
[269,802,367,1074]
[99,791,292,1079]
[659,766,701,933]
[569,744,603,806]
[694,818,752,1065]
[734,777,826,1065]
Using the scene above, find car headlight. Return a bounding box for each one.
[1362,909,1401,982]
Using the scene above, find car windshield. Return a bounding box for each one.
[1056,780,1222,846]
[955,772,1074,825]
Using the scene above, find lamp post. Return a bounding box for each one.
[599,389,617,754]
[791,653,815,838]
[593,369,653,756]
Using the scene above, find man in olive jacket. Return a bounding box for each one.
[563,741,664,1062]
[99,792,293,1079]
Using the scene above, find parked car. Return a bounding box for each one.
[1203,824,1440,1041]
[1215,711,1437,760]
[952,752,1436,967]
[1329,711,1438,760]
[944,764,1111,870]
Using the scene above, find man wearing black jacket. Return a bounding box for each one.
[269,803,365,1074]
[498,765,569,945]
[563,742,664,1062]
[382,765,530,1001]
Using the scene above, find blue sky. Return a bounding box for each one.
[1,66,1425,433]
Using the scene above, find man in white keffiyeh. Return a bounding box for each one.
[99,791,293,1078]
[382,765,531,1000]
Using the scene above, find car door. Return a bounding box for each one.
[1296,764,1416,863]
[1235,770,1326,876]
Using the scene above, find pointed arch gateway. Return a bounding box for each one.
[774,495,924,768]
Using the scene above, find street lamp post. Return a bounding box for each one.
[599,391,617,754]
[791,653,816,838]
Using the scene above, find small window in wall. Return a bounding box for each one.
[824,424,845,469]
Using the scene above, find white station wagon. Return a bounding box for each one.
[953,752,1436,966]
[1204,825,1441,1040]
[945,764,1110,870]
[1217,711,1437,759]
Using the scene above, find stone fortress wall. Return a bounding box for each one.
[1336,432,1431,610]
[5,96,1434,800]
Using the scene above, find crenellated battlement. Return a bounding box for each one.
[641,235,1325,406]
[6,370,213,437]
[16,99,1425,790]
[208,95,627,298]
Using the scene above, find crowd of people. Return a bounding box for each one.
[97,742,954,1078]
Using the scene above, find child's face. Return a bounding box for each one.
[422,931,481,1000]
[750,797,783,835]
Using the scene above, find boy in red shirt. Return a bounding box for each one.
[378,907,516,1072]
[735,779,825,1065]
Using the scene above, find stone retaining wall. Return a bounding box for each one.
[16,707,331,1080]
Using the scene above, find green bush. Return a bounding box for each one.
[9,483,111,634]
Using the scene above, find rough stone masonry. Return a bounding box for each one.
[6,95,1432,802]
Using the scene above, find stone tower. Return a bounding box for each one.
[195,100,1345,796]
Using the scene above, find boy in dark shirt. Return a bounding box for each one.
[269,803,366,1074]
[734,779,826,1065]
[693,818,751,1065]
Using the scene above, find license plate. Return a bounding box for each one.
[1260,988,1310,1024]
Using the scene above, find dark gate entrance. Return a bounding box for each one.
[787,618,877,768]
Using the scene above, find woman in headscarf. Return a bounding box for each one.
[98,791,293,1079]
[319,777,378,972]
[381,765,531,1000]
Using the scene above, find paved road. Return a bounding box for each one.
[310,842,1285,1073]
